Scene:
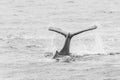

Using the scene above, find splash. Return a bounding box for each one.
[71,24,106,55]
[94,31,105,54]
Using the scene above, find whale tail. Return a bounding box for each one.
[49,26,97,38]
[49,25,97,59]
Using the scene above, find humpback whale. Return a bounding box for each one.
[49,26,97,59]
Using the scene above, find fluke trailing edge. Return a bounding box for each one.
[49,25,97,59]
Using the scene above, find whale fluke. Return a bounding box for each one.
[49,25,97,59]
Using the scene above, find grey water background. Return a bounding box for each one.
[1,0,120,80]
